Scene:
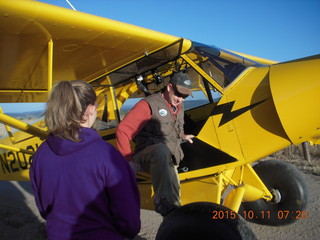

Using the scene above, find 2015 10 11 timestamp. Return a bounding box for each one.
[212,210,309,220]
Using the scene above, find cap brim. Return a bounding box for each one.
[176,85,193,97]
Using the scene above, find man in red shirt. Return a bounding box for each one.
[116,72,194,216]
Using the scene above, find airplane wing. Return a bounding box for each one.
[0,0,190,103]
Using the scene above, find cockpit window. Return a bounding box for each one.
[188,42,263,88]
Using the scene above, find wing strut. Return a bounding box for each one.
[48,39,53,93]
[0,112,48,140]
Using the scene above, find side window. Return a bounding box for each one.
[183,67,222,111]
[184,89,221,111]
[183,74,221,136]
[120,98,141,119]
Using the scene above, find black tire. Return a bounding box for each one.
[241,160,309,226]
[156,202,256,240]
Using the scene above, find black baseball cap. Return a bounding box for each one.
[170,72,193,96]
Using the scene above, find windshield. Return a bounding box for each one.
[188,42,263,88]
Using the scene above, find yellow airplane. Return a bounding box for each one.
[1,0,319,238]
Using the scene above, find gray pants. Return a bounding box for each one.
[133,143,181,206]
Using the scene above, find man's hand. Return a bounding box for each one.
[185,134,195,144]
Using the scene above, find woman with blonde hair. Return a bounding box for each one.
[30,80,140,240]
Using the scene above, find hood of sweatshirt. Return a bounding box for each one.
[46,128,101,156]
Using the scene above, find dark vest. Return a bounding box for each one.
[134,93,184,165]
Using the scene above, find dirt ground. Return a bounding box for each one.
[0,168,319,240]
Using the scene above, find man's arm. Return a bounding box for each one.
[116,100,151,161]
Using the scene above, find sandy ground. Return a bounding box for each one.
[0,172,319,240]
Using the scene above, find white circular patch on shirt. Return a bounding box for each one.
[159,109,167,117]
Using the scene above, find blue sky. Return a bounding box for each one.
[1,0,319,113]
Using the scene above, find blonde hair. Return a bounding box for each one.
[45,80,97,142]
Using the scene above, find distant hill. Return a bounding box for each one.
[5,110,44,120]
[3,99,215,120]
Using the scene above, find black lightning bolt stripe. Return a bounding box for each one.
[211,99,267,127]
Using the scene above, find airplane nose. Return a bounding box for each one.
[269,55,320,145]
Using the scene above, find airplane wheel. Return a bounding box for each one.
[241,160,309,226]
[156,202,256,240]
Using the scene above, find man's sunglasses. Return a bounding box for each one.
[172,85,189,99]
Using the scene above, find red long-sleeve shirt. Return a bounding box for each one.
[116,98,181,161]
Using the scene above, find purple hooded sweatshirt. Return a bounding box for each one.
[30,127,141,240]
